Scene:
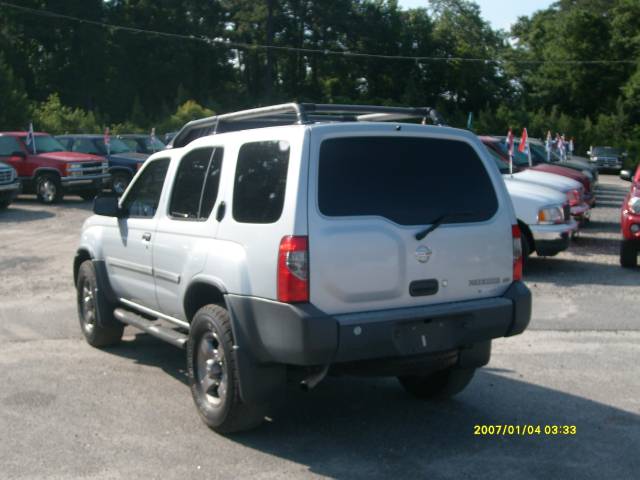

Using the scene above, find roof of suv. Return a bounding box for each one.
[170,102,447,149]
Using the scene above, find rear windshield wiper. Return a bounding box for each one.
[415,212,476,241]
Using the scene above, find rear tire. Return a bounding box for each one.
[187,304,266,433]
[398,367,476,400]
[76,260,123,347]
[620,240,638,268]
[36,173,63,204]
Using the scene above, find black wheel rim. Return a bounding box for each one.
[196,331,227,407]
[80,278,96,334]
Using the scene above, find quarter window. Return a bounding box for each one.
[233,141,290,224]
[122,158,170,218]
[169,147,223,220]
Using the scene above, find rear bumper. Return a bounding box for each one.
[226,282,531,368]
[529,221,577,256]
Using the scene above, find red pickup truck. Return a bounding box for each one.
[620,165,640,267]
[0,132,110,203]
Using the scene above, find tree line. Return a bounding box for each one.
[1,0,639,163]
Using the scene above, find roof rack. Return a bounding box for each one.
[170,103,445,148]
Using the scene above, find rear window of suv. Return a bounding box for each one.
[318,136,497,225]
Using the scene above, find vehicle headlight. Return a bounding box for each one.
[591,156,598,161]
[629,197,640,214]
[538,204,565,224]
[65,163,84,176]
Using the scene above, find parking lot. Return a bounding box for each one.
[0,174,638,479]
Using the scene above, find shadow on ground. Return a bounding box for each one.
[13,195,93,211]
[103,334,639,479]
[0,207,54,223]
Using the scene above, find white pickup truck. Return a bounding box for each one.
[486,146,577,258]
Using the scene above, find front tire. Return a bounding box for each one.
[187,305,265,433]
[36,173,63,204]
[76,260,123,347]
[398,367,476,400]
[620,240,638,268]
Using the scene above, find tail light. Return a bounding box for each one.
[277,236,309,303]
[566,189,581,207]
[512,225,523,281]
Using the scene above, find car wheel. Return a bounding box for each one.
[76,260,123,347]
[111,172,131,195]
[620,240,638,268]
[36,173,63,204]
[398,367,476,400]
[187,304,266,433]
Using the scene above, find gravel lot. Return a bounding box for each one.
[0,174,638,479]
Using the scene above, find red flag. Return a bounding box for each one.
[518,128,528,153]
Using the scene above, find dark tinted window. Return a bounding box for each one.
[318,137,497,225]
[169,147,223,220]
[0,136,22,156]
[122,158,170,218]
[233,141,289,224]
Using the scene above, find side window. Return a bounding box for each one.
[121,138,140,152]
[122,158,170,218]
[0,136,22,156]
[169,147,223,220]
[233,141,290,224]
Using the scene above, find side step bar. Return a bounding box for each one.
[114,308,188,349]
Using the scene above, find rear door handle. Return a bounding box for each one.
[142,232,152,241]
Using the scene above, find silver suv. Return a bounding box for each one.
[74,103,531,433]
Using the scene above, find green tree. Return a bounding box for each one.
[0,54,30,129]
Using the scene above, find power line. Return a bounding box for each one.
[0,1,636,65]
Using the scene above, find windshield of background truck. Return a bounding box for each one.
[592,147,621,156]
[96,137,132,154]
[318,136,498,225]
[19,135,65,154]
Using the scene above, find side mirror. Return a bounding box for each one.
[11,151,26,159]
[620,170,632,182]
[93,195,123,217]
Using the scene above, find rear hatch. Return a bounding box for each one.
[307,125,514,315]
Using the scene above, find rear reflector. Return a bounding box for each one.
[277,236,309,303]
[512,225,523,281]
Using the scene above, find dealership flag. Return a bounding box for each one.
[545,130,552,161]
[506,128,514,176]
[26,122,36,154]
[518,127,532,166]
[104,127,111,156]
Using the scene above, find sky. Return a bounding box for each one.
[398,0,555,31]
